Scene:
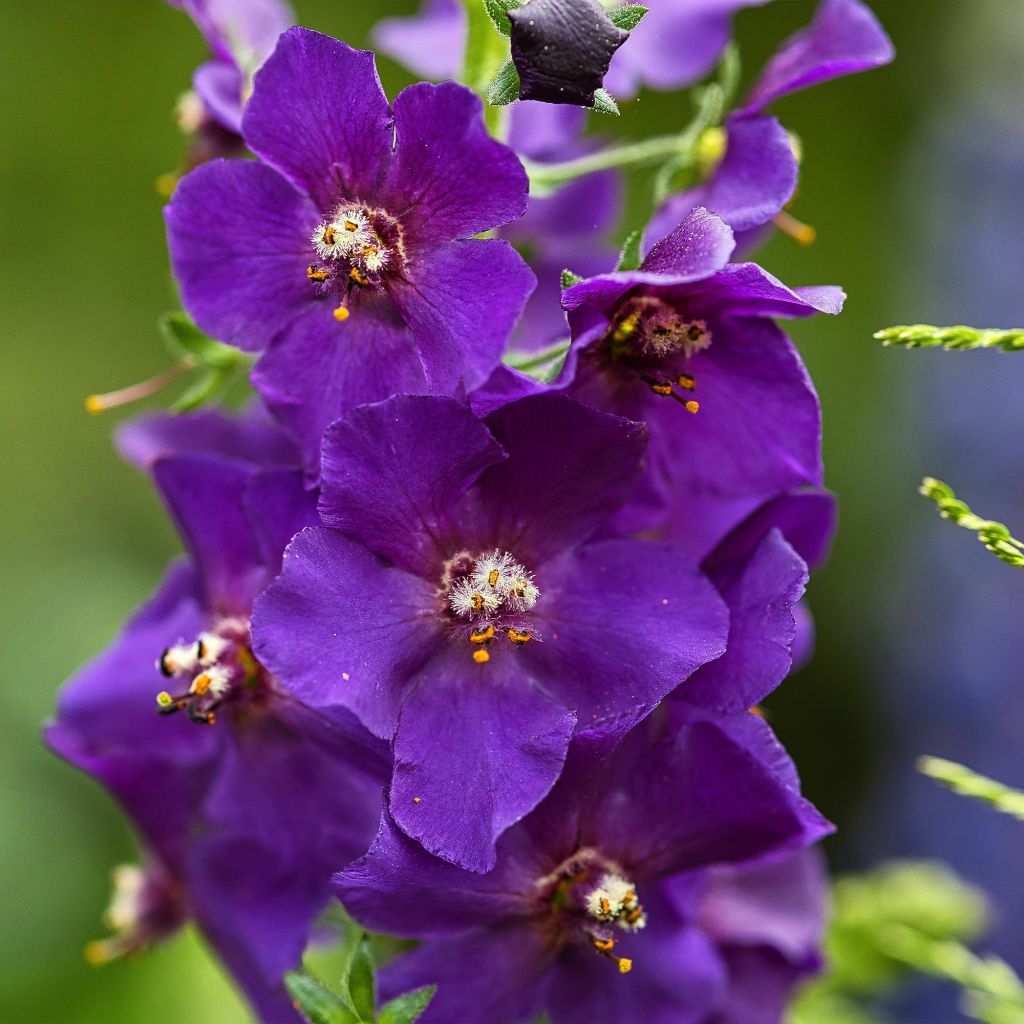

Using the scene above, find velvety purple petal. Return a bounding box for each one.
[791,600,815,671]
[378,925,551,1024]
[683,530,808,711]
[507,101,587,163]
[251,299,426,471]
[589,708,832,879]
[549,912,726,1024]
[152,454,265,614]
[165,159,319,353]
[116,408,298,471]
[391,649,576,871]
[193,59,244,133]
[525,538,729,725]
[468,364,548,418]
[696,116,797,232]
[477,395,647,564]
[388,82,528,239]
[252,526,439,738]
[699,850,827,962]
[372,0,465,82]
[336,811,536,937]
[191,704,382,984]
[318,396,506,577]
[391,238,535,393]
[647,317,823,495]
[693,264,844,320]
[510,167,621,244]
[242,468,318,577]
[712,946,818,1024]
[742,0,895,114]
[702,490,837,581]
[175,0,293,67]
[604,0,769,96]
[242,29,394,207]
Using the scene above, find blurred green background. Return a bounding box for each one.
[1,1,1017,1020]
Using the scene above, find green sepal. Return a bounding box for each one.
[285,972,361,1024]
[160,312,240,372]
[591,88,619,115]
[504,339,571,383]
[615,228,643,271]
[376,986,437,1024]
[607,4,648,31]
[487,57,521,106]
[169,365,232,413]
[482,0,522,36]
[344,937,376,1022]
[560,268,583,290]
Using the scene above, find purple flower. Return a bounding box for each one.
[46,410,386,1020]
[165,0,294,171]
[334,704,831,1024]
[475,207,842,507]
[252,393,729,872]
[648,0,895,247]
[165,28,534,470]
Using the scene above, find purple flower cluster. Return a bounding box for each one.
[49,4,892,1022]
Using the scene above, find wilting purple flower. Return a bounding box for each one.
[166,0,293,168]
[46,410,386,1021]
[475,208,842,506]
[335,704,830,1024]
[166,28,534,469]
[252,393,729,872]
[648,0,895,247]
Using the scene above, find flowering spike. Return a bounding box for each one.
[918,756,1024,822]
[875,324,1024,351]
[919,477,1024,568]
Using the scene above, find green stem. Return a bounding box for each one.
[919,477,1024,568]
[875,324,1024,351]
[918,756,1024,822]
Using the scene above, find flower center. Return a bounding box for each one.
[440,549,540,664]
[155,616,267,725]
[603,295,711,414]
[306,202,404,321]
[538,849,646,975]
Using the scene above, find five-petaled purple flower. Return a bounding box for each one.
[252,393,730,872]
[335,704,831,1024]
[46,409,386,1021]
[166,27,535,469]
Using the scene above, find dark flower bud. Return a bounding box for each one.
[509,0,629,106]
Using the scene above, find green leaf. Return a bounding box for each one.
[607,4,648,31]
[344,937,375,1022]
[615,228,643,271]
[482,0,522,36]
[591,88,619,115]
[285,972,360,1024]
[918,756,1024,822]
[487,57,521,105]
[504,339,570,383]
[160,312,240,371]
[874,323,1024,351]
[919,477,1024,568]
[460,0,511,97]
[169,366,230,413]
[560,269,583,289]
[376,985,437,1024]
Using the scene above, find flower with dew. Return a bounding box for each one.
[647,0,895,252]
[45,409,386,1021]
[252,393,731,872]
[165,27,535,472]
[334,704,832,1024]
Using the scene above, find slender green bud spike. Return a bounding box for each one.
[918,756,1024,822]
[875,324,1024,351]
[919,477,1024,568]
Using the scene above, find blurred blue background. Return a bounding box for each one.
[2,1,1022,1020]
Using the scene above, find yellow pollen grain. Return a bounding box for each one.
[470,625,495,644]
[156,691,174,708]
[488,569,500,587]
[684,400,699,414]
[333,305,350,322]
[593,938,614,952]
[413,796,422,804]
[472,649,490,665]
[617,958,633,975]
[507,628,532,645]
[343,219,358,232]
